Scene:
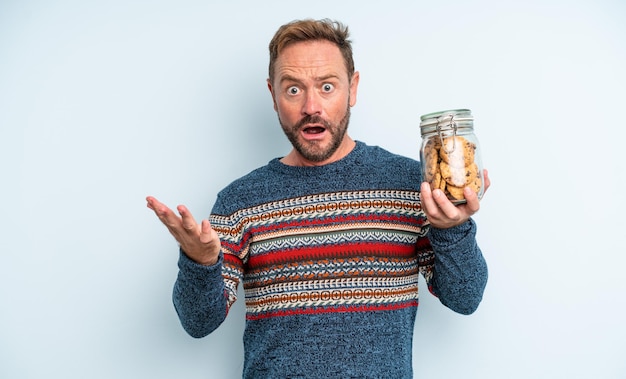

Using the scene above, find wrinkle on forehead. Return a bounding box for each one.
[274,40,349,83]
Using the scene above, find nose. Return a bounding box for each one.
[302,90,322,116]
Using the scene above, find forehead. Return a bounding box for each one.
[274,40,348,81]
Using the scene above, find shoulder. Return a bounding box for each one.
[356,142,421,171]
[212,160,283,214]
[344,141,423,191]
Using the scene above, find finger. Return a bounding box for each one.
[432,189,461,219]
[420,182,439,217]
[483,169,491,193]
[146,196,171,217]
[177,205,199,232]
[199,219,214,244]
[463,187,480,214]
[146,196,159,211]
[147,197,179,224]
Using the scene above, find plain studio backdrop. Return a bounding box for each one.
[1,0,624,378]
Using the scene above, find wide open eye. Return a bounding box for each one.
[287,86,300,95]
[322,83,334,92]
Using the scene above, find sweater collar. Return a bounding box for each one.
[269,141,366,174]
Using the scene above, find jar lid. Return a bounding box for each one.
[420,109,473,135]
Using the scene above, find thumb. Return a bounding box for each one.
[199,219,215,244]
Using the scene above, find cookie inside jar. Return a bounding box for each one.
[419,109,484,204]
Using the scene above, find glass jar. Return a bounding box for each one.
[419,109,484,204]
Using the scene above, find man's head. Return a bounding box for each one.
[267,19,360,166]
[268,19,355,86]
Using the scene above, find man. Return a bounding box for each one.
[147,18,489,378]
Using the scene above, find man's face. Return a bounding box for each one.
[268,40,359,165]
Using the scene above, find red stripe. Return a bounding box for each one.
[246,300,419,320]
[222,253,241,265]
[247,242,416,267]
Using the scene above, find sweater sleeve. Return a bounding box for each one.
[172,190,247,338]
[172,250,230,338]
[426,218,488,315]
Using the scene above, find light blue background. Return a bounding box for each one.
[1,0,625,378]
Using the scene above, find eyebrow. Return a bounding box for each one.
[279,73,341,85]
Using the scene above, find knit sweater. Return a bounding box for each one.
[173,141,488,378]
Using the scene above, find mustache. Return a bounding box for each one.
[295,115,331,129]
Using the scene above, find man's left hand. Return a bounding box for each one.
[420,169,491,229]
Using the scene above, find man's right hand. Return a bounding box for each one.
[146,196,221,266]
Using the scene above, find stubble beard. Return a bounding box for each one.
[279,104,351,163]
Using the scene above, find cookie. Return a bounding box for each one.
[423,137,442,152]
[439,161,472,187]
[466,162,479,183]
[432,168,446,191]
[423,147,439,182]
[440,136,475,168]
[421,134,481,204]
[468,175,482,194]
[446,185,465,201]
[439,172,447,191]
[447,177,482,201]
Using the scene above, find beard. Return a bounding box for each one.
[279,104,351,163]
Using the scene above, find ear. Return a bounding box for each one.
[349,71,360,107]
[267,79,278,111]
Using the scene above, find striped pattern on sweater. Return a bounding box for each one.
[210,189,434,320]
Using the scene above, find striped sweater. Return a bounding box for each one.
[173,141,488,378]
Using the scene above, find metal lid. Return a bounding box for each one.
[419,109,474,135]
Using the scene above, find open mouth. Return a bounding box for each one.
[303,126,326,134]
